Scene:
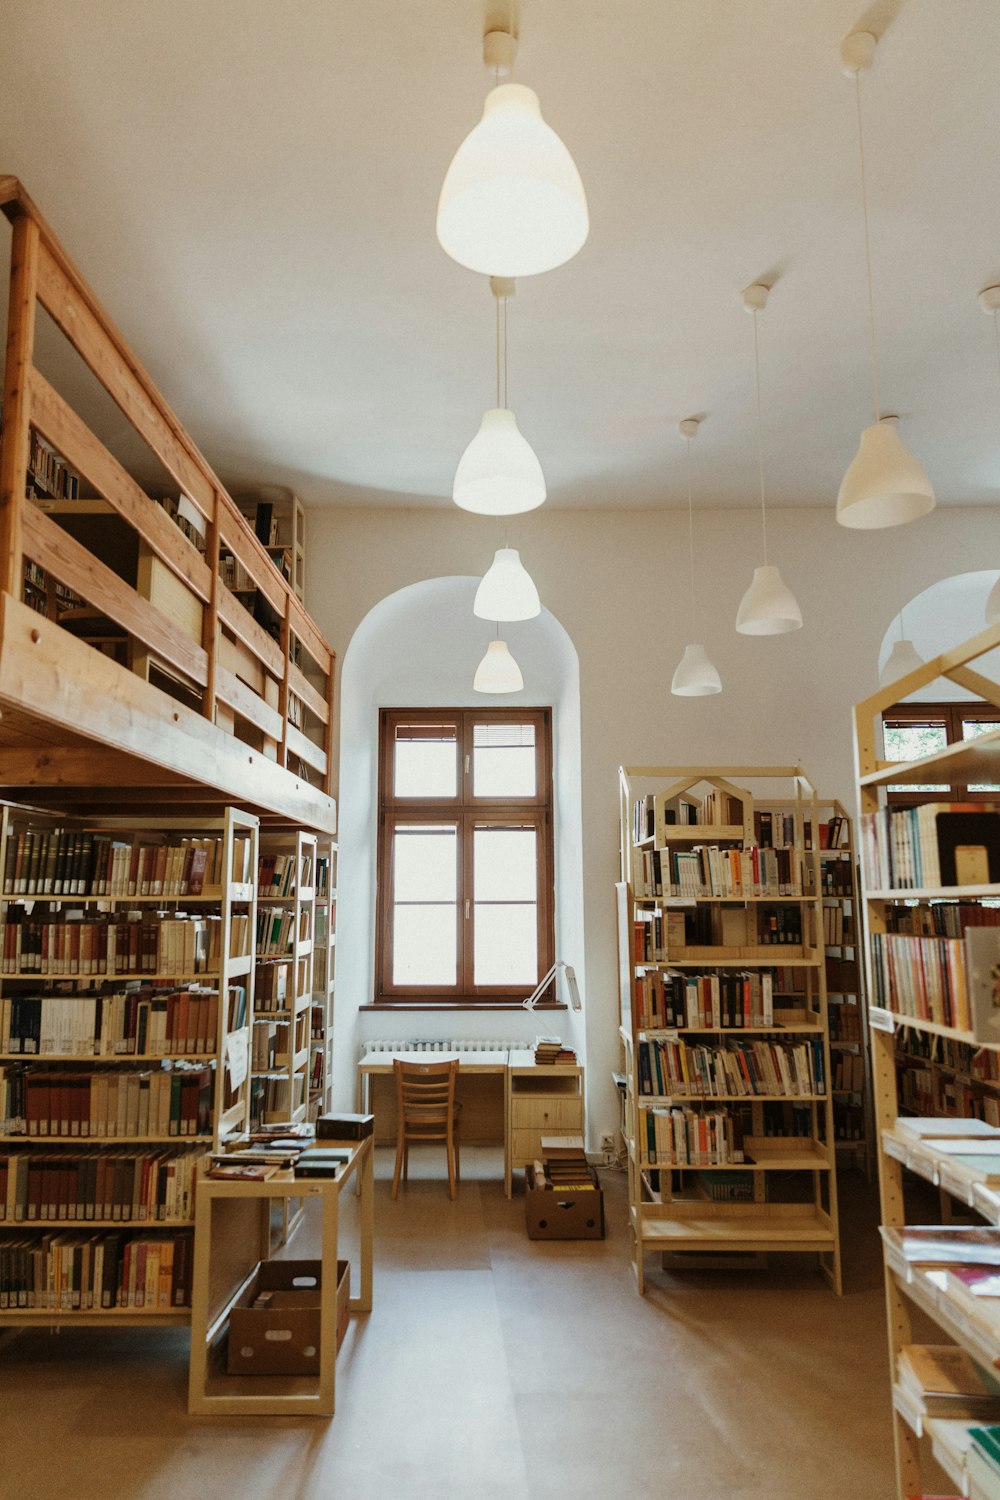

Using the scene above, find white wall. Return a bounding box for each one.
[306,503,1000,1145]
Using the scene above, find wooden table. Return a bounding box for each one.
[187,1136,373,1417]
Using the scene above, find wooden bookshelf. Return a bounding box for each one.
[855,618,1000,1500]
[251,829,316,1128]
[308,837,336,1119]
[0,803,258,1326]
[617,765,842,1294]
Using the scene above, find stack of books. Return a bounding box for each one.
[534,1037,577,1066]
[533,1136,594,1191]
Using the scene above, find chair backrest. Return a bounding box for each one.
[393,1057,459,1122]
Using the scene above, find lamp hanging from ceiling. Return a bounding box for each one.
[735,285,803,636]
[473,626,524,693]
[980,285,1000,625]
[474,546,541,621]
[671,418,722,696]
[836,31,935,529]
[879,570,923,687]
[437,26,589,278]
[453,277,546,515]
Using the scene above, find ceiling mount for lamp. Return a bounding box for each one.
[436,23,589,277]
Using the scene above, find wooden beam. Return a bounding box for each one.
[288,661,329,725]
[945,664,1000,710]
[0,594,337,831]
[0,213,40,596]
[22,503,209,688]
[202,488,221,720]
[286,722,328,778]
[34,240,215,519]
[218,515,286,619]
[289,601,331,677]
[0,747,191,787]
[28,368,213,603]
[216,664,283,742]
[217,588,284,678]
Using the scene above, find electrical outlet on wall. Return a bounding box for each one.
[600,1132,615,1152]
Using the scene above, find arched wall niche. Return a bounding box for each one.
[880,570,1000,702]
[330,575,587,1118]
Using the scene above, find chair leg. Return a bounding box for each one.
[454,1118,461,1186]
[391,1132,404,1200]
[447,1130,457,1200]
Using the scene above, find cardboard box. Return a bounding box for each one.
[227,1258,350,1375]
[525,1165,605,1240]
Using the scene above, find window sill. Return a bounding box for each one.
[359,1002,568,1012]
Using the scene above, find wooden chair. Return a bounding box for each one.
[391,1058,461,1200]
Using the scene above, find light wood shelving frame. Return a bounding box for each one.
[253,828,316,1129]
[617,764,842,1295]
[856,617,1000,1500]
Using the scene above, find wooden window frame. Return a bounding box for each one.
[375,707,555,1006]
[882,699,1000,804]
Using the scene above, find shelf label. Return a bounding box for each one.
[225,1029,249,1091]
[869,1006,896,1034]
[662,897,696,908]
[662,1029,680,1044]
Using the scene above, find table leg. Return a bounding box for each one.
[352,1136,374,1313]
[319,1186,339,1417]
[187,1192,213,1414]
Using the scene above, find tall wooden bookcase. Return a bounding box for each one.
[0,803,258,1326]
[252,829,317,1128]
[309,836,337,1119]
[856,625,1000,1500]
[617,765,841,1294]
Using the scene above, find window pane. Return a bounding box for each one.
[884,721,949,793]
[394,724,457,797]
[474,905,537,985]
[394,826,456,902]
[962,719,1000,791]
[473,721,536,797]
[474,827,536,901]
[393,906,457,985]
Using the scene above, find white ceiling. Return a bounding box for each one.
[2,0,999,511]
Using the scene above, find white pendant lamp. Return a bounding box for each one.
[880,637,924,688]
[981,285,1000,625]
[474,547,540,621]
[735,285,802,636]
[671,419,722,696]
[453,277,546,516]
[474,634,524,693]
[836,31,934,529]
[437,28,588,278]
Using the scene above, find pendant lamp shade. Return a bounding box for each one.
[986,577,1000,627]
[474,548,540,621]
[453,408,546,515]
[473,638,523,693]
[837,422,936,529]
[671,644,722,697]
[735,565,803,636]
[437,83,589,278]
[879,637,924,687]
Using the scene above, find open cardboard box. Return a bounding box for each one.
[525,1164,605,1240]
[227,1258,349,1375]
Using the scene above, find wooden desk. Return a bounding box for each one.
[187,1137,373,1417]
[357,1051,585,1199]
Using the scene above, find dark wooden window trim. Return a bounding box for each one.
[882,699,1000,804]
[375,707,555,1006]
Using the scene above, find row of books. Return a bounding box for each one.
[632,844,801,900]
[832,1052,865,1092]
[635,905,806,955]
[257,852,308,899]
[254,960,290,1010]
[833,1102,866,1141]
[820,860,854,896]
[887,902,1000,938]
[251,1019,291,1071]
[829,1000,863,1042]
[28,430,81,500]
[0,985,237,1057]
[3,829,223,898]
[860,802,1000,890]
[633,969,775,1031]
[640,1106,742,1167]
[869,930,980,1032]
[0,1064,214,1139]
[255,909,297,959]
[0,1146,206,1223]
[1,913,228,976]
[896,1024,1000,1081]
[0,1229,193,1310]
[637,1037,825,1099]
[822,904,854,946]
[248,1071,306,1128]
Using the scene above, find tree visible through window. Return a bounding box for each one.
[376,708,554,1003]
[882,702,1000,800]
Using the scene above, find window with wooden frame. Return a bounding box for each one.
[376,708,555,1005]
[882,700,1000,803]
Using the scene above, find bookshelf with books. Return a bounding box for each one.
[856,623,1000,1500]
[0,804,258,1326]
[252,830,317,1129]
[308,837,336,1120]
[616,765,842,1295]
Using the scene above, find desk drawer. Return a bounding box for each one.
[511,1097,582,1131]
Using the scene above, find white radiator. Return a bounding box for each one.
[361,1037,521,1055]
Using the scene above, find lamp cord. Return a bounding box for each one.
[855,71,882,424]
[495,294,501,408]
[752,309,768,564]
[503,295,509,409]
[993,309,1000,404]
[686,436,696,640]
